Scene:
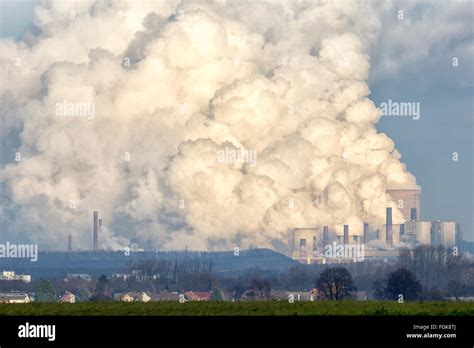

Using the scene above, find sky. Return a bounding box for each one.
[369,1,473,241]
[0,0,472,247]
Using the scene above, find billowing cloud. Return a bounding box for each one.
[0,0,418,251]
[370,0,473,81]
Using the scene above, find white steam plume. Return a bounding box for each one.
[0,0,417,251]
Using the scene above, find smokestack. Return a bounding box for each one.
[68,234,72,251]
[386,207,393,245]
[323,226,329,246]
[455,223,461,245]
[410,208,417,221]
[299,238,307,258]
[93,211,99,251]
[363,223,369,244]
[343,225,349,244]
[98,219,102,250]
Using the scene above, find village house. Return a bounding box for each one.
[59,291,76,303]
[0,270,31,283]
[184,291,212,301]
[66,273,92,282]
[115,292,151,302]
[270,289,321,301]
[150,291,181,302]
[0,292,31,303]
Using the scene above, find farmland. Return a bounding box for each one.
[0,300,473,316]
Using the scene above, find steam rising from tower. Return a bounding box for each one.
[0,0,418,250]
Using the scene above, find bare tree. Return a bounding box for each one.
[316,267,356,300]
[373,268,422,301]
[398,245,467,291]
[246,278,271,300]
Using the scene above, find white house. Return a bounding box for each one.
[0,270,31,283]
[0,292,31,303]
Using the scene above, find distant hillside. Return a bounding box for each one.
[0,248,297,279]
[460,240,474,253]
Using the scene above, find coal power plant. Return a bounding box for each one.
[81,186,461,265]
[290,188,461,264]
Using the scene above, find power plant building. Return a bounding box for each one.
[413,221,431,245]
[381,224,401,245]
[431,221,458,248]
[289,186,461,264]
[291,228,320,263]
[291,226,366,264]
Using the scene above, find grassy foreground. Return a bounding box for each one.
[0,301,473,316]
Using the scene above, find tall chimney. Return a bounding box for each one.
[299,239,307,258]
[323,226,329,246]
[410,208,417,221]
[98,219,102,251]
[455,223,461,245]
[93,211,99,251]
[386,207,393,245]
[363,223,369,244]
[343,225,349,244]
[68,234,72,251]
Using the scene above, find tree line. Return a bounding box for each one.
[21,245,474,302]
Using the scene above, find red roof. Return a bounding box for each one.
[184,291,212,301]
[60,292,75,303]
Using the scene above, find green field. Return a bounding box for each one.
[0,301,473,316]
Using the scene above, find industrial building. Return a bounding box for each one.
[431,221,460,248]
[290,225,366,264]
[404,220,431,245]
[289,187,461,264]
[291,228,320,261]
